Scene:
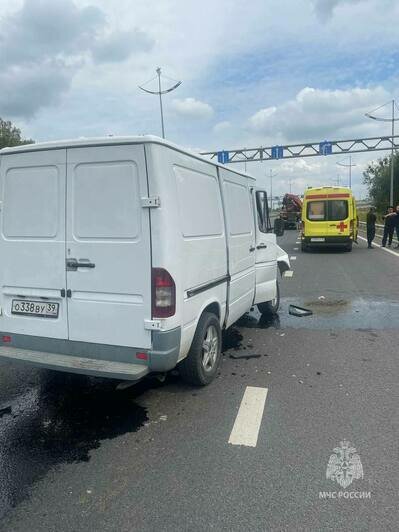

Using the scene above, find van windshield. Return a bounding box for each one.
[307,200,348,221]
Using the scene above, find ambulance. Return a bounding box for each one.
[301,186,358,252]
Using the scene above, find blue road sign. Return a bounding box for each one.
[271,146,284,159]
[319,141,333,155]
[217,150,229,164]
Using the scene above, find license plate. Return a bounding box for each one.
[311,237,325,242]
[11,299,59,318]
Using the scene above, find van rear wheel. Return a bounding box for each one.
[257,280,280,316]
[178,312,222,386]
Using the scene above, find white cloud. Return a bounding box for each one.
[171,98,214,120]
[213,121,231,134]
[0,0,153,118]
[248,86,390,143]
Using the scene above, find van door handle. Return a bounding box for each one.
[77,261,96,269]
[66,258,95,270]
[256,243,267,249]
[249,246,255,252]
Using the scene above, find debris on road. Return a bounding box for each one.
[229,353,261,360]
[289,304,313,317]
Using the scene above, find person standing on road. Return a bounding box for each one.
[366,207,377,249]
[394,205,399,248]
[382,206,395,247]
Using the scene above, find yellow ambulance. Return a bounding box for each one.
[301,186,358,252]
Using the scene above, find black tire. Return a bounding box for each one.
[257,280,280,316]
[345,242,353,252]
[178,312,222,386]
[301,242,308,252]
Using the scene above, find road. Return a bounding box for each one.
[1,230,399,531]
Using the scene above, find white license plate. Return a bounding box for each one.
[311,237,325,242]
[11,299,59,318]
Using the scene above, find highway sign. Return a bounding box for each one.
[271,146,284,159]
[319,141,332,155]
[217,151,229,164]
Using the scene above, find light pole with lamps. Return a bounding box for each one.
[365,99,399,205]
[337,155,356,188]
[268,169,277,210]
[139,68,182,139]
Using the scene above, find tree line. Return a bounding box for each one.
[363,152,399,212]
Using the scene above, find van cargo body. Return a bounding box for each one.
[0,136,289,384]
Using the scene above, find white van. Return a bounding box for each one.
[0,136,289,385]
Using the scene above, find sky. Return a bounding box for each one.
[1,0,399,198]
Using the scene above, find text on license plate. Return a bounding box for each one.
[11,300,59,318]
[311,237,325,242]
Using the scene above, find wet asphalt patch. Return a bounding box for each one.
[0,371,150,519]
[234,297,399,330]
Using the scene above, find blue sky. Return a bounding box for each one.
[1,0,398,198]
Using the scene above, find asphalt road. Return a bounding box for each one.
[1,230,399,531]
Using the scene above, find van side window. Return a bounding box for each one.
[224,181,252,235]
[256,190,268,233]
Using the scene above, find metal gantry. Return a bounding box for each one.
[201,134,399,164]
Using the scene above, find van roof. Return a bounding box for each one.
[304,186,353,195]
[0,135,256,181]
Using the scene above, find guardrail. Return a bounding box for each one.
[359,220,384,237]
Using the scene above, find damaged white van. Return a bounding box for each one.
[0,136,289,385]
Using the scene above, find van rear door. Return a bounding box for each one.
[65,145,152,348]
[326,198,350,236]
[0,149,68,339]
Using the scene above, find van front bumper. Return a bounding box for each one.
[302,236,352,246]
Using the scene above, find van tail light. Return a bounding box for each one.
[350,220,354,235]
[152,268,176,318]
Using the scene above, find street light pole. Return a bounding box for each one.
[337,155,356,188]
[139,68,182,139]
[365,99,399,206]
[157,68,165,139]
[268,169,277,210]
[391,99,395,205]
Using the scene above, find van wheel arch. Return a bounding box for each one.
[178,309,222,386]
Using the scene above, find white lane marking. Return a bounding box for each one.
[290,256,297,260]
[358,236,399,257]
[283,270,294,277]
[228,386,268,447]
[293,247,299,251]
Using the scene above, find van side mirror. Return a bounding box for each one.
[273,218,285,237]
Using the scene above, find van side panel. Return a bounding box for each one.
[145,144,227,359]
[219,168,256,328]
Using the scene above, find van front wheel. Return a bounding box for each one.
[257,280,280,316]
[178,312,222,386]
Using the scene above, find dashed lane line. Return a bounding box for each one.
[228,386,268,447]
[283,270,294,277]
[290,256,297,260]
[358,236,399,258]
